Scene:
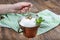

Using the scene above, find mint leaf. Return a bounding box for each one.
[36,17,44,26]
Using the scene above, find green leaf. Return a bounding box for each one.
[36,17,44,26]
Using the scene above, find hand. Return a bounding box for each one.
[12,2,33,13]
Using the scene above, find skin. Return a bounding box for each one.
[0,2,33,14]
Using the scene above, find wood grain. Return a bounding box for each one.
[0,0,60,40]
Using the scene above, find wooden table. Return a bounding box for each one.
[0,0,60,40]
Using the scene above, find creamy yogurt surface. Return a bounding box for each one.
[19,17,36,27]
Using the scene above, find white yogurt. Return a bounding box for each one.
[19,17,36,27]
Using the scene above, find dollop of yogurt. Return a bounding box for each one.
[19,17,36,27]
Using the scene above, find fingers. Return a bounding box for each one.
[21,7,29,13]
[19,2,33,11]
[17,7,29,13]
[12,2,33,13]
[11,7,28,13]
[20,2,33,7]
[15,7,30,13]
[17,7,28,13]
